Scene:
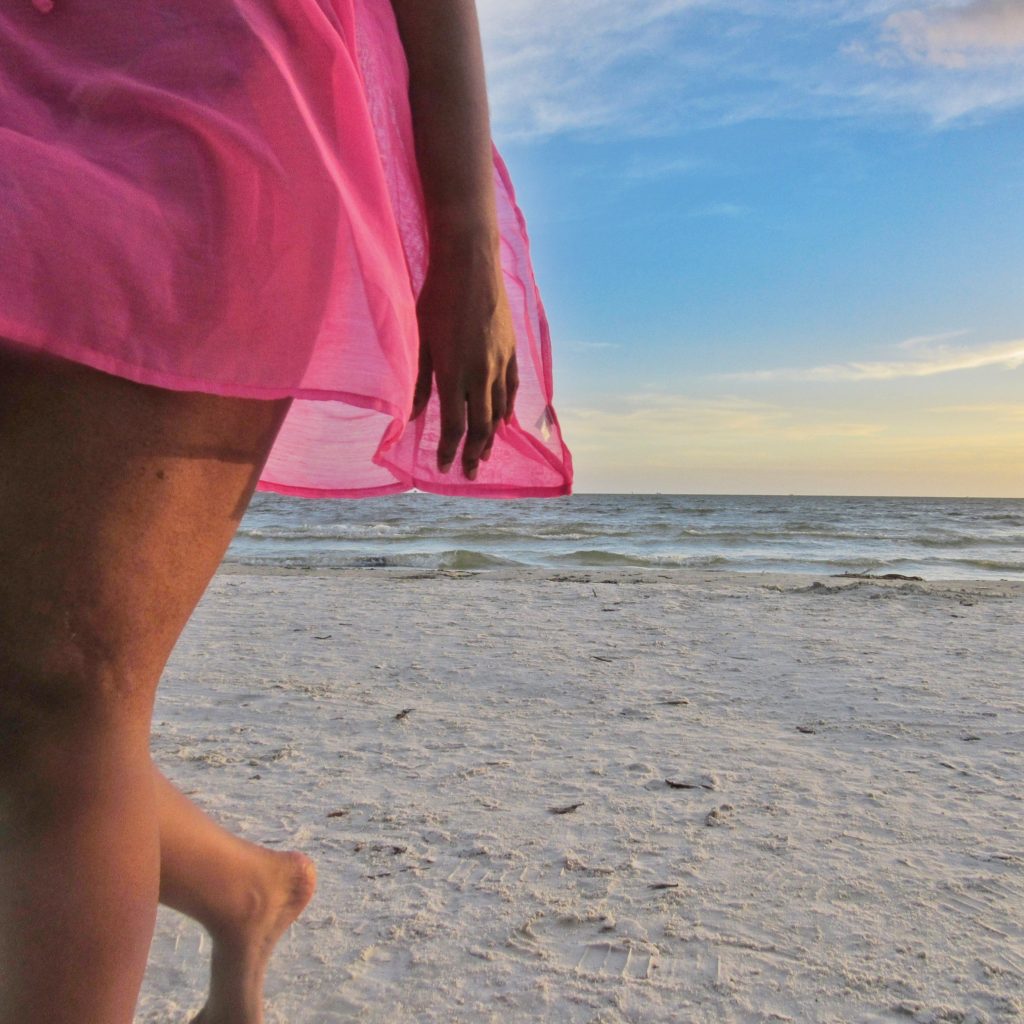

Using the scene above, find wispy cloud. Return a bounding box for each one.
[476,0,1024,138]
[476,0,703,138]
[883,0,1024,69]
[725,338,1024,382]
[897,328,972,350]
[566,393,884,444]
[623,155,704,181]
[841,1,1024,121]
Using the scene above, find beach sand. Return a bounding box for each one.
[137,568,1024,1023]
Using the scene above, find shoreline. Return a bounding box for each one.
[218,560,1024,592]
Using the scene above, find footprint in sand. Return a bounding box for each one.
[704,804,734,827]
[507,913,660,981]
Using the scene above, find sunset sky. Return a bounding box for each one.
[476,0,1024,496]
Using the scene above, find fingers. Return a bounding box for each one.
[430,346,516,476]
[436,357,515,474]
[490,376,508,431]
[504,352,520,424]
[437,384,466,474]
[482,377,506,462]
[410,344,433,422]
[461,384,493,480]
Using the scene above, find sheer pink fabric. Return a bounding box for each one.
[0,0,573,498]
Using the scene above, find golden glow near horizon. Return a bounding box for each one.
[562,403,1024,497]
[558,355,1024,497]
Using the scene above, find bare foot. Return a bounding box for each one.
[190,849,317,1024]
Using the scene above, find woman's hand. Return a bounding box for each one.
[410,230,519,480]
[388,0,517,479]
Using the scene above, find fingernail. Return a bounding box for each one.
[466,464,478,481]
[439,460,453,474]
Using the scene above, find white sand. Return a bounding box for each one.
[137,568,1024,1023]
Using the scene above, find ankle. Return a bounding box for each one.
[204,849,313,947]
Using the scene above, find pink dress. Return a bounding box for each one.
[0,0,573,498]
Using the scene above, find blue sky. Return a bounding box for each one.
[475,0,1024,496]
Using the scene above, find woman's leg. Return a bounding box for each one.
[155,767,316,1024]
[0,346,293,1024]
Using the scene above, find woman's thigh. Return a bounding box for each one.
[0,345,291,713]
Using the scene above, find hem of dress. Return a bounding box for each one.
[256,478,573,500]
[0,320,574,500]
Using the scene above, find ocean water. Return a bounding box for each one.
[226,493,1024,580]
